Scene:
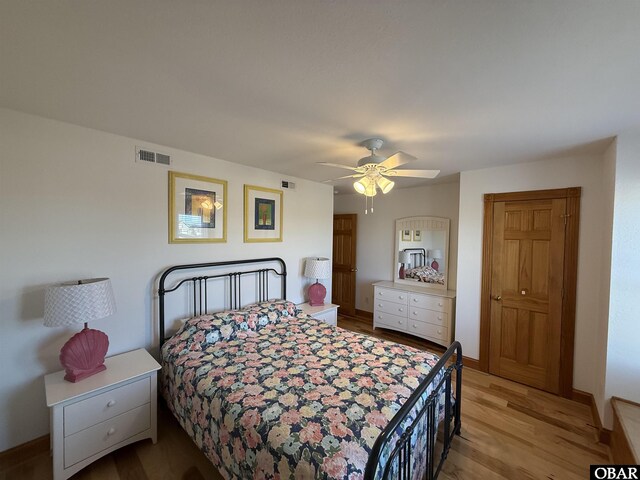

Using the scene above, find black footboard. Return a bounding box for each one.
[364,341,462,480]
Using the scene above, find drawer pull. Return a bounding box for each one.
[378,303,383,307]
[107,400,117,408]
[413,311,417,315]
[438,303,443,307]
[107,427,116,436]
[378,292,383,295]
[398,308,403,312]
[398,320,402,325]
[398,296,404,300]
[413,324,417,328]
[438,316,442,320]
[413,298,418,302]
[437,329,442,334]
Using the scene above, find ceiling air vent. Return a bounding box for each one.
[135,147,171,166]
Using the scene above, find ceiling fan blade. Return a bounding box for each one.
[322,173,363,183]
[317,162,359,171]
[379,151,417,169]
[387,169,440,179]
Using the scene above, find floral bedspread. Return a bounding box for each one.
[161,300,445,480]
[405,265,445,285]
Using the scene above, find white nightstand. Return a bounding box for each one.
[298,302,339,326]
[44,348,161,480]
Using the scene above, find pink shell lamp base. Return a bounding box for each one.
[431,259,439,272]
[60,326,109,382]
[308,281,327,306]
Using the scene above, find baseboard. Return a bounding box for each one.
[0,434,49,470]
[462,356,480,371]
[355,309,373,320]
[570,388,612,446]
[571,388,593,406]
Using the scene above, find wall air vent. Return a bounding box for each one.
[281,180,296,190]
[135,147,171,166]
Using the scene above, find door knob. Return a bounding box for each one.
[492,295,502,301]
[350,268,358,272]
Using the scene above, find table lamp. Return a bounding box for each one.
[398,251,411,279]
[429,249,443,272]
[44,278,116,382]
[304,257,331,306]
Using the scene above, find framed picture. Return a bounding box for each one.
[169,171,227,243]
[402,229,412,241]
[413,229,422,241]
[244,184,283,242]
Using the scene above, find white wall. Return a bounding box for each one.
[333,181,459,312]
[603,130,640,426]
[0,108,334,451]
[456,154,607,395]
[594,139,616,424]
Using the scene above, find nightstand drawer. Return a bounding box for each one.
[64,403,150,468]
[409,293,451,313]
[375,287,409,305]
[375,299,408,317]
[407,320,448,341]
[64,377,150,436]
[375,311,407,330]
[409,307,448,327]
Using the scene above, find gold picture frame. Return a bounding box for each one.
[244,184,283,242]
[169,171,227,243]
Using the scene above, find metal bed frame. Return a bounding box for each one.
[157,257,462,480]
[403,247,427,267]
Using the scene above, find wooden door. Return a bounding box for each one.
[332,214,357,316]
[489,198,566,393]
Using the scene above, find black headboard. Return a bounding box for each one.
[403,247,426,267]
[158,257,287,347]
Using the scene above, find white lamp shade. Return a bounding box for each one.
[428,249,443,259]
[376,176,395,194]
[44,278,116,328]
[304,257,331,280]
[398,251,411,264]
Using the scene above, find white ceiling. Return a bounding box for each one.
[2,1,639,193]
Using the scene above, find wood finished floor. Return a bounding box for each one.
[1,315,610,479]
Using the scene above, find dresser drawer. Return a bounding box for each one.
[64,403,150,468]
[407,320,448,342]
[375,287,409,305]
[375,299,408,317]
[64,377,150,436]
[374,311,407,331]
[409,307,448,327]
[409,293,451,313]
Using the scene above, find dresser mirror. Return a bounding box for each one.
[394,216,450,290]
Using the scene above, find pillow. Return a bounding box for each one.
[162,299,302,357]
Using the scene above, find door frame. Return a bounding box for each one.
[479,187,581,398]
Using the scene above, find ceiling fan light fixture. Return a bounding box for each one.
[376,176,395,194]
[353,179,366,194]
[364,181,377,197]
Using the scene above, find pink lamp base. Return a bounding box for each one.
[308,281,327,306]
[60,326,109,383]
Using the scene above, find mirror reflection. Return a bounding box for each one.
[394,216,450,290]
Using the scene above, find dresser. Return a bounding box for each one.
[373,281,455,347]
[44,348,161,480]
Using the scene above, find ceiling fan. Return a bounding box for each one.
[319,138,440,197]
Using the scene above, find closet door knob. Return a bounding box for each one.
[107,400,116,408]
[107,427,116,436]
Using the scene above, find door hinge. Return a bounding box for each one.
[561,213,571,225]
